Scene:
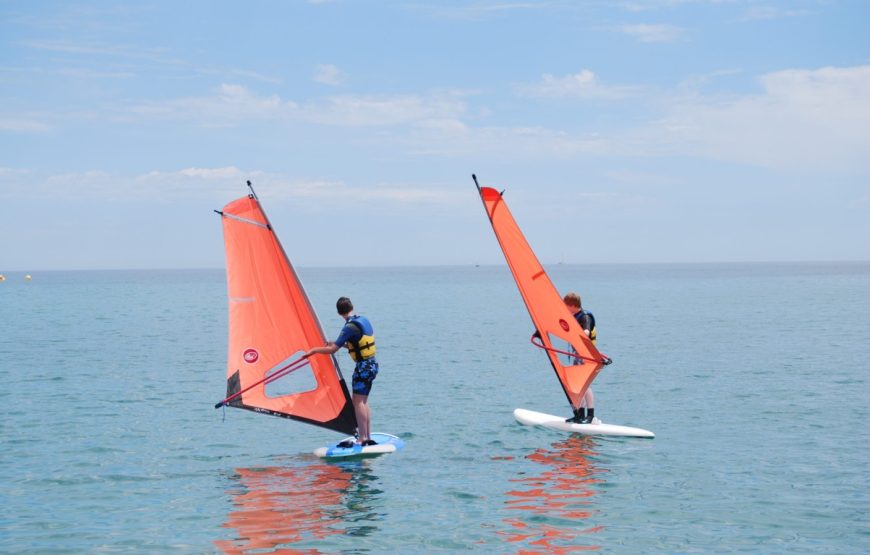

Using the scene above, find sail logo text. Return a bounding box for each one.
[243,349,259,363]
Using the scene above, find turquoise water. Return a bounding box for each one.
[1,263,868,553]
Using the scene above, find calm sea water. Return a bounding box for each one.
[1,263,868,554]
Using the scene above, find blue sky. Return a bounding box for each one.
[1,0,868,270]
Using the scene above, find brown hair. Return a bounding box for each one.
[563,292,582,309]
[336,297,353,315]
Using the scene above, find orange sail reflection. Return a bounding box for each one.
[501,436,607,553]
[215,461,379,554]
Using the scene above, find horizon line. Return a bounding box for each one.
[2,259,869,273]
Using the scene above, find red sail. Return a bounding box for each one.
[219,193,355,434]
[476,185,608,409]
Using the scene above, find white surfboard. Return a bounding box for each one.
[514,408,654,438]
[313,432,405,459]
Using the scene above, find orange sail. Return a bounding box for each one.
[217,187,356,435]
[475,179,610,410]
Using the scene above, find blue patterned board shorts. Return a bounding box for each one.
[352,358,378,396]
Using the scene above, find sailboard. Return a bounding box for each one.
[313,433,405,459]
[214,181,404,456]
[514,408,654,438]
[473,175,653,439]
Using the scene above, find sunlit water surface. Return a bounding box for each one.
[2,263,868,553]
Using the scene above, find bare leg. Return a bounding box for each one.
[353,394,370,443]
[582,388,594,409]
[581,389,596,423]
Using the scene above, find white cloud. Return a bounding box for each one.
[416,118,469,134]
[0,167,463,205]
[571,190,653,207]
[24,37,181,71]
[22,39,140,57]
[413,2,548,20]
[602,169,681,187]
[22,38,280,84]
[405,122,616,158]
[618,1,745,11]
[129,84,296,125]
[515,70,640,99]
[403,65,870,175]
[676,69,742,91]
[306,93,466,126]
[198,67,281,84]
[263,179,460,203]
[19,62,867,178]
[739,6,810,21]
[178,167,247,179]
[313,64,344,86]
[0,117,52,133]
[127,84,468,128]
[0,167,252,202]
[214,84,287,113]
[620,23,684,42]
[643,65,870,173]
[0,167,32,177]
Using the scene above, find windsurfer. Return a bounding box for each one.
[306,297,379,447]
[564,292,597,424]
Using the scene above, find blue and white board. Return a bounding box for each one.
[313,432,405,459]
[514,408,655,438]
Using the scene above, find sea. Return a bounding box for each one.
[1,262,868,554]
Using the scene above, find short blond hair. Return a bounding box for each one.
[563,292,582,309]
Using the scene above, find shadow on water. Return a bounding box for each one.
[215,458,382,554]
[500,436,606,553]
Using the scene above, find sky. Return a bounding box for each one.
[1,0,868,270]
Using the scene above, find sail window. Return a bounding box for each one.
[264,353,318,397]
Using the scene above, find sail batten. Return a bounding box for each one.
[475,184,607,409]
[219,194,356,434]
[223,211,270,228]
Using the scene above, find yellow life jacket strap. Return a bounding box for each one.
[345,320,376,361]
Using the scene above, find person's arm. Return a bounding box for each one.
[307,323,352,357]
[306,343,340,357]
